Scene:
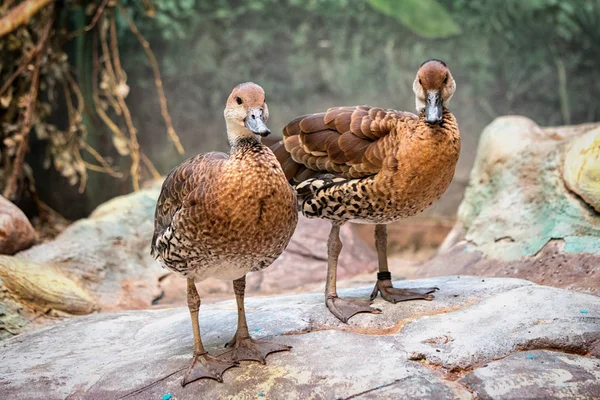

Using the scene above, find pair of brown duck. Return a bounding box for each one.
[151,60,461,386]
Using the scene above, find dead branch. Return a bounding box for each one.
[116,0,184,155]
[63,77,75,128]
[65,70,84,121]
[0,49,36,98]
[0,22,50,98]
[73,149,88,193]
[92,33,129,154]
[107,12,141,191]
[0,0,54,38]
[556,58,571,125]
[99,15,119,94]
[140,151,161,180]
[64,0,109,40]
[80,140,123,179]
[3,11,53,200]
[98,13,123,117]
[109,15,125,83]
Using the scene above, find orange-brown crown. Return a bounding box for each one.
[226,82,266,109]
[417,60,450,91]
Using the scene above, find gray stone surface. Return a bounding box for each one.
[455,117,600,261]
[0,277,598,399]
[462,350,600,400]
[400,284,600,370]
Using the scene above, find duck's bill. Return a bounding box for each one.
[246,109,271,137]
[425,92,443,125]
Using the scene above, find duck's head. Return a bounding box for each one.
[224,82,270,144]
[413,59,456,125]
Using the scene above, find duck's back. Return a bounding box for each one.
[271,106,460,224]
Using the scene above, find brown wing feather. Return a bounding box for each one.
[151,152,227,253]
[275,106,417,181]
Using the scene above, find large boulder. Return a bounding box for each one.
[0,181,375,339]
[0,195,37,255]
[0,276,598,399]
[0,185,162,341]
[418,117,600,294]
[563,127,600,212]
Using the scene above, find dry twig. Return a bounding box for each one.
[3,10,53,199]
[64,0,109,40]
[80,140,123,179]
[105,12,141,191]
[0,0,54,38]
[0,27,49,98]
[117,0,184,155]
[91,32,129,154]
[141,151,162,180]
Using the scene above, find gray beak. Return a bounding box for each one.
[425,92,443,125]
[245,108,270,137]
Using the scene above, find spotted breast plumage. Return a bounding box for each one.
[152,82,297,386]
[271,60,461,323]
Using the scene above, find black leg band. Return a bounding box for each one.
[377,271,392,281]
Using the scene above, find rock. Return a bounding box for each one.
[0,185,162,340]
[457,116,600,261]
[0,256,97,341]
[0,195,37,255]
[399,283,600,370]
[0,181,375,337]
[0,277,598,399]
[17,182,164,311]
[564,127,600,213]
[0,256,96,314]
[462,350,600,400]
[419,240,600,296]
[417,117,600,295]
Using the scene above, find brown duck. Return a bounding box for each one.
[272,60,460,322]
[152,83,298,385]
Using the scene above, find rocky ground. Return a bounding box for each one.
[0,116,599,398]
[1,276,599,399]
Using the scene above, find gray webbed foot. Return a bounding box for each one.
[326,296,381,323]
[181,352,239,386]
[370,279,438,303]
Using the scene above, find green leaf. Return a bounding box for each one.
[367,0,461,39]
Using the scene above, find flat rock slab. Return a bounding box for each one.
[1,277,599,399]
[463,350,600,400]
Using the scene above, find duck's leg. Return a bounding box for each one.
[370,224,438,303]
[326,224,379,323]
[223,275,291,363]
[181,279,238,386]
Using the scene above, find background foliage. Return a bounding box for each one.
[123,0,600,177]
[3,0,600,219]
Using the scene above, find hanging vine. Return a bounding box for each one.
[0,0,183,203]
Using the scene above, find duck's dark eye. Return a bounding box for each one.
[443,75,448,84]
[418,79,422,85]
[236,97,243,105]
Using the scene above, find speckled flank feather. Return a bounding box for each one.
[152,139,298,281]
[274,106,460,225]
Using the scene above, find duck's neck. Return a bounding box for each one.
[416,109,458,135]
[226,121,261,148]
